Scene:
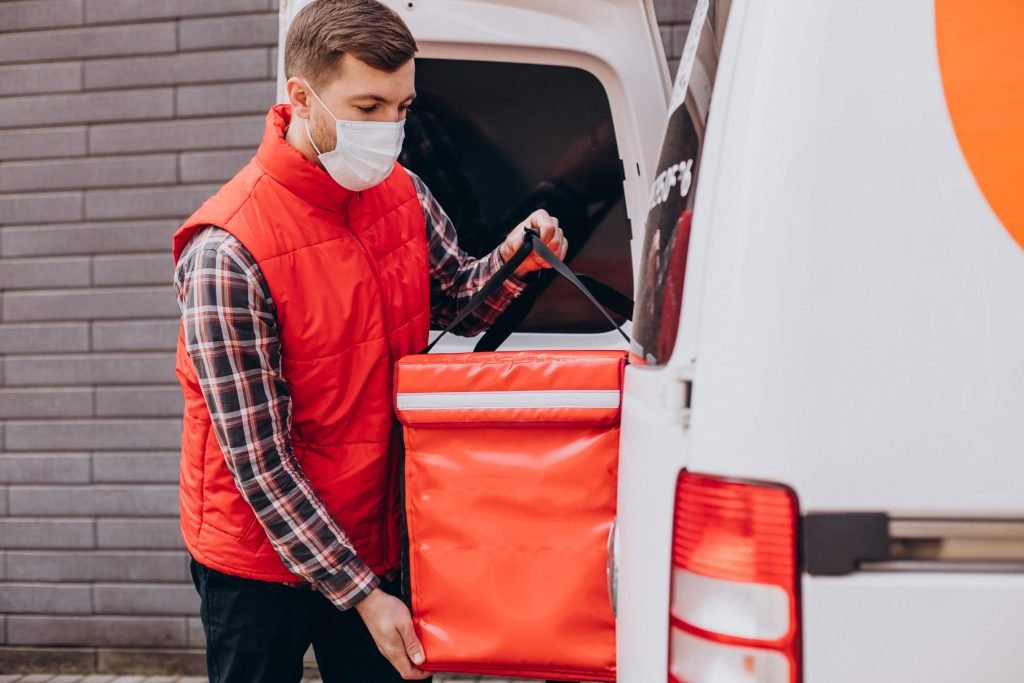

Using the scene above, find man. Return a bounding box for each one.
[171,1,567,681]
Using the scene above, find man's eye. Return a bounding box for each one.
[357,105,377,113]
[400,104,413,112]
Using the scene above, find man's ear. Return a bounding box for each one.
[286,77,313,120]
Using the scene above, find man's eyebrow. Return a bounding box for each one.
[349,93,417,104]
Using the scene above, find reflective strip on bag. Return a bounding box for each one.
[396,389,622,411]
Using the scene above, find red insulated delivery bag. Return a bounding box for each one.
[393,230,630,681]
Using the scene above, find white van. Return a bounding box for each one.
[280,1,1024,681]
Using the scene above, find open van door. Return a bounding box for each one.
[279,0,670,353]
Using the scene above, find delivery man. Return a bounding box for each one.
[170,1,567,680]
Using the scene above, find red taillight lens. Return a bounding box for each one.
[668,472,800,683]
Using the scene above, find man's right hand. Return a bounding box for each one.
[354,586,430,680]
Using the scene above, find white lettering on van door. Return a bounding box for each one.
[649,158,694,210]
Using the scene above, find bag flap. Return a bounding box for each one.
[395,350,627,427]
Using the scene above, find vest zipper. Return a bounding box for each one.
[342,223,400,569]
[342,225,392,347]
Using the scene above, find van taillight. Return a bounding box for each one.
[669,472,800,683]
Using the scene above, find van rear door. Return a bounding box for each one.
[279,0,670,353]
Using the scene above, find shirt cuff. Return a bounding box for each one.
[492,248,530,295]
[315,557,381,612]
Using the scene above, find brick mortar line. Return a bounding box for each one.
[2,383,179,388]
[2,549,186,555]
[1,183,224,195]
[4,483,178,488]
[1,385,164,392]
[5,108,272,130]
[1,290,177,300]
[171,64,179,118]
[0,77,272,100]
[76,76,278,96]
[1,285,173,294]
[0,118,262,133]
[0,284,179,293]
[1,11,278,36]
[4,153,189,165]
[0,105,270,131]
[0,353,175,361]
[0,87,86,101]
[1,149,261,164]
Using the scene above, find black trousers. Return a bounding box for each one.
[190,556,429,683]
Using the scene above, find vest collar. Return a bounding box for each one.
[254,104,355,212]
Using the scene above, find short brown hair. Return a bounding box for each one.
[285,0,417,86]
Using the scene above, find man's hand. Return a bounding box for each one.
[354,587,430,680]
[499,209,569,278]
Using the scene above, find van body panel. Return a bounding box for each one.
[621,0,1024,680]
[685,0,1024,515]
[277,0,1024,680]
[803,573,1024,681]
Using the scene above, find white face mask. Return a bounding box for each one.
[302,80,406,192]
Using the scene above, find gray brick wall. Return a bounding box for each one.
[0,0,693,675]
[0,0,277,673]
[655,0,697,75]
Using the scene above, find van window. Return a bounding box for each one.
[400,58,631,334]
[633,3,722,365]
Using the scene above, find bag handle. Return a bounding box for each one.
[421,228,631,354]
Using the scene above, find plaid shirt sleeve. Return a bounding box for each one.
[409,169,529,336]
[173,227,379,611]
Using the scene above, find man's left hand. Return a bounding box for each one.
[499,209,569,278]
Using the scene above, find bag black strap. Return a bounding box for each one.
[571,274,634,321]
[474,271,634,352]
[421,228,631,354]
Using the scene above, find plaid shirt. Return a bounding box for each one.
[173,170,526,611]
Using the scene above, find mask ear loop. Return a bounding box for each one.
[303,78,338,119]
[301,78,335,157]
[304,115,324,156]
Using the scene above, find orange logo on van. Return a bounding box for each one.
[936,0,1024,251]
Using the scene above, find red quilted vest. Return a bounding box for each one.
[171,104,431,581]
